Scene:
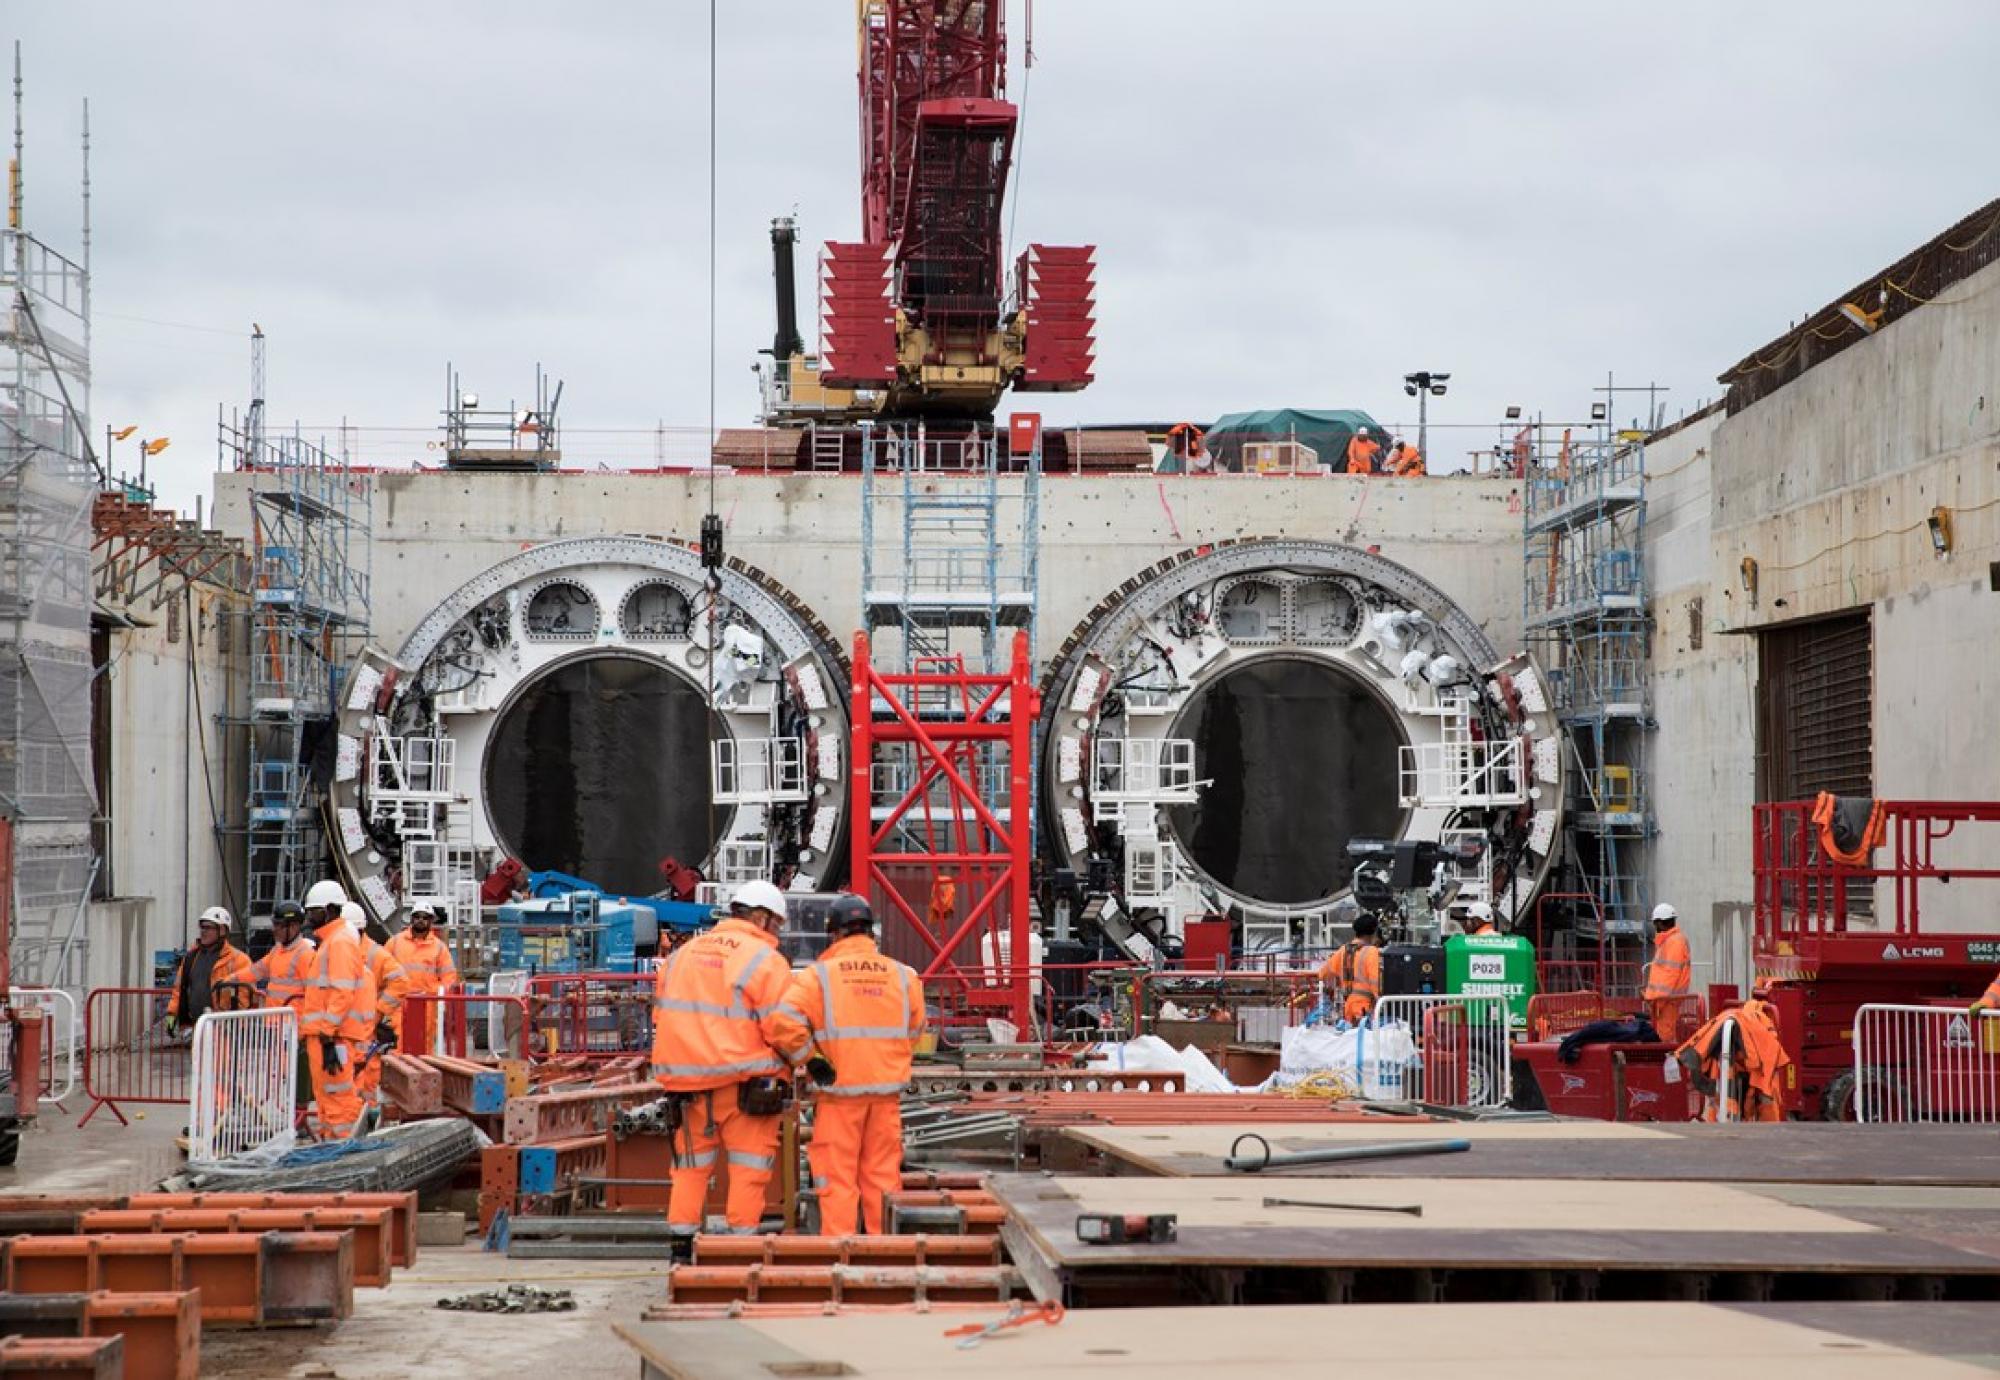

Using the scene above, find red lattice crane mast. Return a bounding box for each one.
[821,0,1094,417]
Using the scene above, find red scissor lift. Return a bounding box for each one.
[849,630,1037,1035]
[1752,799,2000,1120]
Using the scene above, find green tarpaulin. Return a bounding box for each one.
[1194,408,1387,473]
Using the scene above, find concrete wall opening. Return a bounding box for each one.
[1165,656,1405,907]
[483,653,723,895]
[1755,609,1873,804]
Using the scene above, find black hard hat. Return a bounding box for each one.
[827,894,875,934]
[273,900,305,926]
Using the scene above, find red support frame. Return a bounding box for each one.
[850,629,1038,1031]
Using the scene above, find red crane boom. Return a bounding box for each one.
[823,0,1093,416]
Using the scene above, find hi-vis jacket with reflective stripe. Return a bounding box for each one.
[302,921,377,1042]
[648,916,794,1092]
[1644,927,1692,1001]
[385,929,459,996]
[361,936,412,1018]
[250,935,317,1010]
[770,933,926,1097]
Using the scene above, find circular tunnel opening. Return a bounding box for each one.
[483,653,723,896]
[1165,656,1406,906]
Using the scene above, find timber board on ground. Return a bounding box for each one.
[616,1301,2000,1378]
[1061,1119,2000,1185]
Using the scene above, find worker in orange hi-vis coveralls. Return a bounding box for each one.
[927,872,956,934]
[299,881,377,1139]
[385,901,459,1049]
[771,894,927,1236]
[648,879,799,1234]
[343,902,411,1112]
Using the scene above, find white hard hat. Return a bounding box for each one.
[1652,902,1679,924]
[1466,901,1494,924]
[729,879,789,923]
[198,905,233,933]
[342,901,367,927]
[305,879,349,910]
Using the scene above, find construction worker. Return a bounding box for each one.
[1462,900,1498,937]
[249,900,316,1012]
[1344,428,1381,476]
[1675,994,1791,1122]
[649,878,798,1234]
[1389,441,1426,477]
[300,880,377,1140]
[770,895,926,1236]
[1643,902,1693,1040]
[385,902,458,1051]
[345,901,411,1112]
[927,872,957,934]
[166,906,255,1036]
[1317,914,1383,1023]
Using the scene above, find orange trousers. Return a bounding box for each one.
[669,1082,780,1230]
[306,1037,364,1138]
[809,1095,904,1236]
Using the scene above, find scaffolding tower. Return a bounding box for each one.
[856,421,1043,1007]
[859,421,1040,674]
[1522,419,1653,958]
[221,353,370,926]
[1,68,100,990]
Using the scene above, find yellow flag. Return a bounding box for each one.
[112,425,139,441]
[142,437,171,456]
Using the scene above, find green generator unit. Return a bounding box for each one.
[1444,931,1536,1030]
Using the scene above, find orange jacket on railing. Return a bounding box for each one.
[648,916,794,1091]
[1974,970,2000,1012]
[769,933,926,1097]
[1676,999,1791,1121]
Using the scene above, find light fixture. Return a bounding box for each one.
[1430,385,1446,396]
[1590,402,1608,421]
[1928,506,1953,557]
[1504,405,1522,420]
[1404,382,1418,397]
[1839,302,1883,334]
[1740,556,1759,607]
[461,392,480,409]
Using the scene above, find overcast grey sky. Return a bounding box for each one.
[14,2,2000,511]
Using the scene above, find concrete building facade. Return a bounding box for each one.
[1646,251,2000,985]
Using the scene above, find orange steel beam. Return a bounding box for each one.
[122,1194,416,1269]
[79,1208,394,1289]
[1,1232,354,1326]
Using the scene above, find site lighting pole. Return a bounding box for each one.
[1403,370,1450,462]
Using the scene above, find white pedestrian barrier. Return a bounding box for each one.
[1713,1018,1736,1124]
[189,1006,298,1166]
[7,986,80,1104]
[1367,993,1513,1108]
[1850,1003,2000,1124]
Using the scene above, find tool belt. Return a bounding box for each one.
[739,1075,793,1116]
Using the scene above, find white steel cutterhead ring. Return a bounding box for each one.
[1040,538,1563,951]
[327,536,849,929]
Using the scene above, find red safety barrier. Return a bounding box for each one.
[526,972,655,1061]
[79,988,188,1128]
[400,992,533,1062]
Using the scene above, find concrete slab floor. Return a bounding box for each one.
[4,1105,666,1378]
[1,1095,190,1196]
[204,1248,668,1379]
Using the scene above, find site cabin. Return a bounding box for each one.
[1510,800,2000,1122]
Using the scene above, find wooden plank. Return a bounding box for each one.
[988,1174,2000,1278]
[1062,1121,2000,1186]
[616,1303,2000,1377]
